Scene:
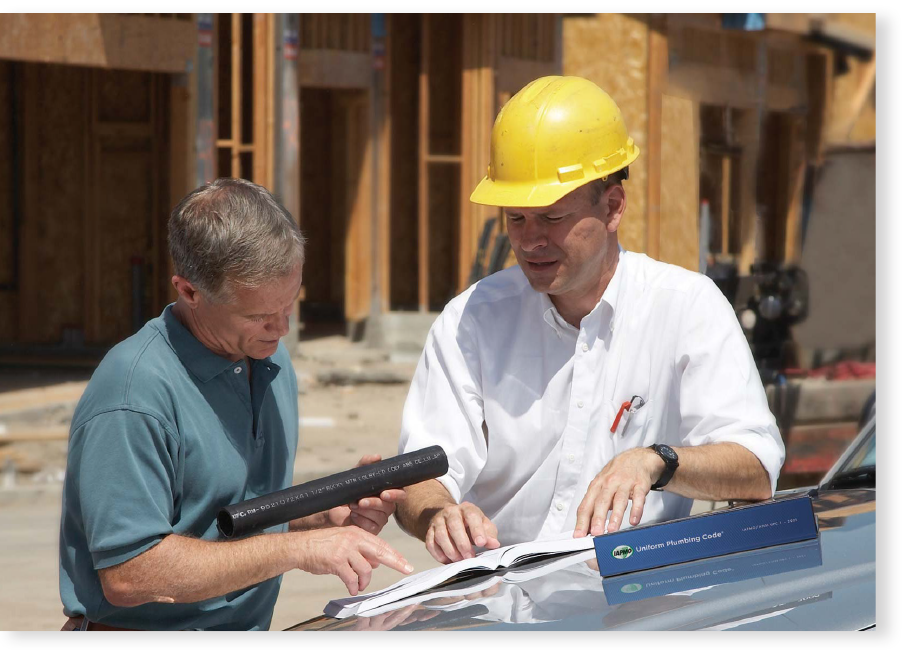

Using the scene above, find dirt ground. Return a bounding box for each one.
[0,336,442,630]
[0,335,716,631]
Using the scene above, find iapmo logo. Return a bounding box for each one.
[612,545,634,560]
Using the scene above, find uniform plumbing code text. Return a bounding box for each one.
[635,532,724,552]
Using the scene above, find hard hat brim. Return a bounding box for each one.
[470,146,640,209]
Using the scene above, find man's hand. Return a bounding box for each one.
[573,447,665,537]
[327,454,407,535]
[295,526,413,596]
[425,502,500,564]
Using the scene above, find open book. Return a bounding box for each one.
[324,534,595,618]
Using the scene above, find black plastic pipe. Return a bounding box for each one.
[217,446,449,538]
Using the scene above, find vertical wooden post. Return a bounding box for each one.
[417,14,430,312]
[275,13,301,351]
[252,13,275,189]
[231,14,242,178]
[376,18,392,314]
[735,108,760,274]
[646,15,668,260]
[720,155,731,255]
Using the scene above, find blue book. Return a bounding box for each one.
[602,538,823,605]
[594,493,819,578]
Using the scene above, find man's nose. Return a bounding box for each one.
[266,313,290,338]
[519,216,548,251]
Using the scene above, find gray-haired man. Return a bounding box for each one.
[59,178,412,631]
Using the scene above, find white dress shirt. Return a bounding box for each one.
[399,248,785,546]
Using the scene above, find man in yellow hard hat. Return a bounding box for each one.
[395,76,784,563]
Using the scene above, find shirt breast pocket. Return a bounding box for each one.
[611,395,651,440]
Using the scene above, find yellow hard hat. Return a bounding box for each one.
[470,76,640,208]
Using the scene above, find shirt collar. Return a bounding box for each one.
[155,304,275,384]
[539,245,626,335]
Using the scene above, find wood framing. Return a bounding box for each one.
[299,51,371,90]
[646,16,668,261]
[417,15,431,312]
[0,14,195,73]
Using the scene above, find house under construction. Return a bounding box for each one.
[0,13,875,361]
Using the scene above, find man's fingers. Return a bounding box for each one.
[348,512,381,535]
[444,511,475,559]
[379,489,407,503]
[606,485,631,533]
[463,510,488,547]
[357,454,381,467]
[425,528,449,564]
[574,489,597,537]
[359,536,413,575]
[434,523,463,563]
[630,485,648,526]
[355,497,396,513]
[590,485,617,536]
[349,552,374,592]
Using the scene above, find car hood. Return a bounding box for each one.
[289,489,875,631]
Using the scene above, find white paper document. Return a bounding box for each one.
[324,533,595,618]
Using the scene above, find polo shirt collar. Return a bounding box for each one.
[155,304,273,384]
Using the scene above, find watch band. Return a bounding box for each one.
[650,444,679,491]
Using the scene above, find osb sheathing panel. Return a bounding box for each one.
[0,14,195,74]
[827,14,876,144]
[659,93,699,271]
[562,14,649,254]
[19,64,87,344]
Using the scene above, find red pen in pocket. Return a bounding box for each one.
[611,395,645,434]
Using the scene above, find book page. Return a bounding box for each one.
[324,533,596,618]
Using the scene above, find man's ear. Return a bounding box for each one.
[172,275,203,309]
[603,183,626,233]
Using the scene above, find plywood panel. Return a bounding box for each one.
[299,51,371,89]
[19,63,88,344]
[94,144,155,344]
[562,13,650,254]
[97,69,153,123]
[0,14,195,73]
[659,93,699,271]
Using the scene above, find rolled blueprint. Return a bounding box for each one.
[217,446,449,538]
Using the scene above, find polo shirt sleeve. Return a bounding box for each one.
[73,408,179,569]
[399,305,487,504]
[675,276,786,495]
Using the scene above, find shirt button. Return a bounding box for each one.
[556,502,564,511]
[577,400,584,409]
[582,343,589,352]
[234,367,243,374]
[568,454,575,463]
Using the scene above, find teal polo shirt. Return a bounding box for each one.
[59,305,299,630]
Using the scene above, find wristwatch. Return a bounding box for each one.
[649,444,679,491]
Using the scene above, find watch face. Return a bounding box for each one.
[656,444,678,462]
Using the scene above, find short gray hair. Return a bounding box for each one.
[168,178,305,302]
